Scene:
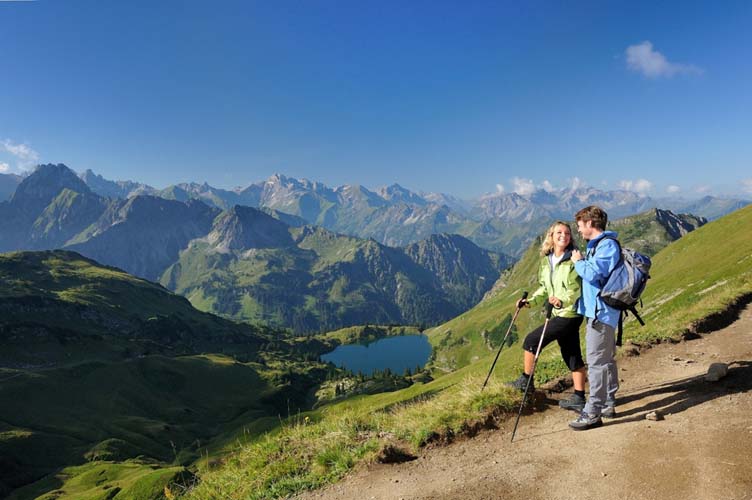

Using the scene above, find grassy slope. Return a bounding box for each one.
[181,205,752,499]
[630,203,752,342]
[0,251,326,499]
[0,250,261,346]
[8,462,188,500]
[162,228,375,330]
[2,355,278,500]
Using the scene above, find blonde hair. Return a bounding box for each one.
[540,221,575,256]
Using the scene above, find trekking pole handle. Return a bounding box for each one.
[545,301,553,319]
[516,291,529,309]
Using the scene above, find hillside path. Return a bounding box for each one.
[295,304,752,500]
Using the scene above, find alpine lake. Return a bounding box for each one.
[321,334,432,376]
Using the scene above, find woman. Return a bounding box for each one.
[507,221,587,412]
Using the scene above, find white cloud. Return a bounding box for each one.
[666,185,681,194]
[0,162,9,173]
[495,183,505,194]
[741,179,752,194]
[618,178,653,194]
[625,41,703,78]
[2,139,40,170]
[541,180,555,192]
[569,177,584,190]
[511,177,536,196]
[695,184,711,194]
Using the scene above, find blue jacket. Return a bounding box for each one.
[574,231,620,328]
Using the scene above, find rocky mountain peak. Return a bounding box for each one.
[654,208,707,239]
[11,163,91,213]
[79,168,154,199]
[408,233,483,260]
[80,168,98,181]
[377,183,426,205]
[208,205,294,251]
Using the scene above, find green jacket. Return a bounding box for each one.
[528,250,582,319]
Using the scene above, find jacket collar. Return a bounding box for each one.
[586,230,618,248]
[549,249,572,264]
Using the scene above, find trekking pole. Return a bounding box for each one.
[481,291,528,391]
[510,301,554,443]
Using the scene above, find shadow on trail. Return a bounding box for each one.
[512,361,752,440]
[609,360,752,424]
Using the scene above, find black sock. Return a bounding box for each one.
[574,390,585,398]
[522,372,531,379]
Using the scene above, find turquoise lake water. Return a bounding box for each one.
[321,334,432,376]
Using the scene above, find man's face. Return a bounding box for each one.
[576,219,594,240]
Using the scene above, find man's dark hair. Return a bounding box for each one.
[574,205,608,231]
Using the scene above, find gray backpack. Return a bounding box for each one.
[594,236,652,345]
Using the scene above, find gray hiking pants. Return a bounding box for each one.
[583,318,619,416]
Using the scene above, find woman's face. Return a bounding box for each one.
[552,224,571,252]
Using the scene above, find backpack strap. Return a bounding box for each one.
[592,234,621,322]
[617,312,623,347]
[618,307,645,348]
[627,305,646,326]
[591,235,623,282]
[592,235,622,259]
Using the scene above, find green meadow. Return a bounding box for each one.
[0,251,326,498]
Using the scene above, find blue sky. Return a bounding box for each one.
[1,0,751,199]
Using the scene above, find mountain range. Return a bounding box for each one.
[74,171,748,249]
[3,167,748,258]
[0,165,510,333]
[162,217,507,332]
[1,163,730,334]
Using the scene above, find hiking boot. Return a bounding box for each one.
[558,393,586,412]
[602,401,617,419]
[569,411,603,431]
[506,373,533,393]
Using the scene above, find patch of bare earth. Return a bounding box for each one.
[294,304,752,500]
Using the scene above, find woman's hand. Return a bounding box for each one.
[548,296,563,309]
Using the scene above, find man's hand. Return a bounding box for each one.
[571,249,583,262]
[516,299,529,309]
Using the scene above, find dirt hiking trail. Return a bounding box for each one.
[295,304,752,500]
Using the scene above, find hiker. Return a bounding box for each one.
[507,221,586,406]
[569,205,620,430]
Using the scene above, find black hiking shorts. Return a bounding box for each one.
[522,315,585,371]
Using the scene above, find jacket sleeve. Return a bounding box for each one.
[574,238,620,285]
[527,258,548,307]
[559,263,581,311]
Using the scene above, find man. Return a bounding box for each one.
[569,205,620,430]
